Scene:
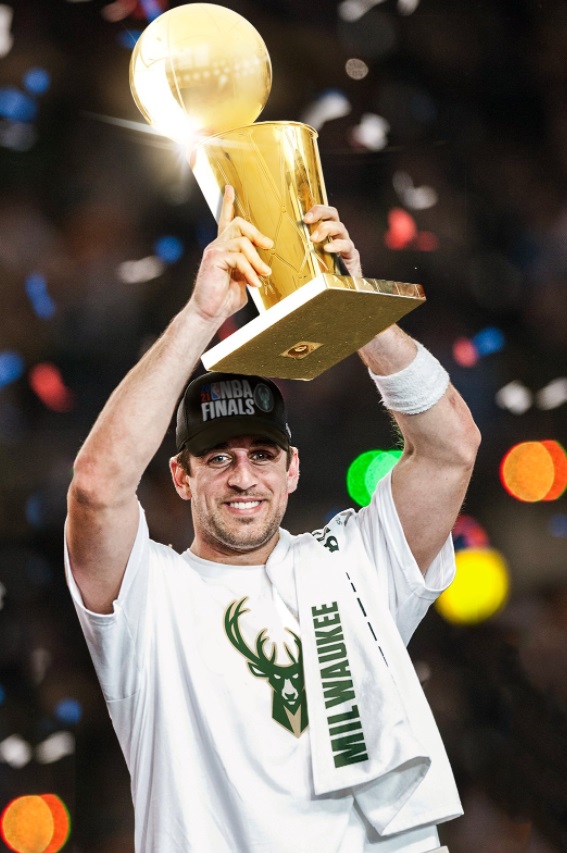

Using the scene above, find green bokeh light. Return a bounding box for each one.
[346,449,403,506]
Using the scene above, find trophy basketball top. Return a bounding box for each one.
[129,3,273,144]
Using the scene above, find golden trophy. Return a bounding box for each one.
[130,3,425,380]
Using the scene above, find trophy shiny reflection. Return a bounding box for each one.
[129,3,425,380]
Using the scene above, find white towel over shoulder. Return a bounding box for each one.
[268,533,432,835]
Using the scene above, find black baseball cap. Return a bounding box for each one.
[175,372,291,455]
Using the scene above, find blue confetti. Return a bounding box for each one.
[0,351,25,388]
[154,235,184,264]
[0,684,5,706]
[25,273,56,319]
[22,67,51,97]
[140,0,163,22]
[0,86,37,122]
[472,326,505,357]
[55,698,83,725]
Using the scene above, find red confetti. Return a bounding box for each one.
[384,208,417,250]
[101,0,138,23]
[29,363,74,412]
[453,338,479,367]
[384,208,439,251]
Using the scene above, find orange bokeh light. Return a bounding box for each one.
[500,441,556,502]
[0,794,70,853]
[39,797,70,853]
[540,440,567,500]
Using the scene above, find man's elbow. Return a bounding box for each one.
[454,415,481,471]
[67,453,125,514]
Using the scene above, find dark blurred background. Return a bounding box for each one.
[1,0,567,850]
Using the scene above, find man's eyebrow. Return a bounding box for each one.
[201,438,279,454]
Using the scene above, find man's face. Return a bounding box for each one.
[170,436,299,563]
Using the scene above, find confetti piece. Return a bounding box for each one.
[0,86,37,122]
[0,351,25,388]
[338,0,386,23]
[350,112,389,151]
[25,273,56,319]
[536,377,567,410]
[138,0,165,21]
[471,326,505,357]
[301,90,351,132]
[36,732,75,764]
[0,735,33,768]
[29,363,74,412]
[117,255,165,283]
[154,235,184,264]
[384,208,417,249]
[101,0,138,22]
[55,698,83,725]
[495,381,533,414]
[22,67,51,97]
[452,337,478,367]
[393,171,438,210]
[345,58,369,80]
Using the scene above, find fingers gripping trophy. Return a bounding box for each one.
[129,3,425,380]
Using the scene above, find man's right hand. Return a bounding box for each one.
[190,185,274,324]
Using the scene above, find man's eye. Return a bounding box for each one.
[208,454,230,466]
[251,451,275,462]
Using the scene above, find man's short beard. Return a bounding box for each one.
[197,508,281,556]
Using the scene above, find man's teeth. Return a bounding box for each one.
[229,500,261,509]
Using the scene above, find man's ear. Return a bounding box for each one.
[169,457,192,501]
[287,447,300,495]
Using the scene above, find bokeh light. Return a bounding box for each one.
[500,441,567,502]
[452,337,478,368]
[154,235,184,264]
[0,351,25,388]
[452,514,490,551]
[435,548,510,625]
[0,794,70,853]
[22,68,51,97]
[345,58,369,80]
[540,440,567,501]
[28,364,74,412]
[346,449,402,506]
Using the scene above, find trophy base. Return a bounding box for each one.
[201,273,426,380]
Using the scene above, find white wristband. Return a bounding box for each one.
[368,342,450,415]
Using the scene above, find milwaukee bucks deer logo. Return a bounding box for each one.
[224,597,308,737]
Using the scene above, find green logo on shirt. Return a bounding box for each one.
[224,597,308,738]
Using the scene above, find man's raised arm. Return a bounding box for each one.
[66,187,274,613]
[295,201,480,575]
[359,327,481,575]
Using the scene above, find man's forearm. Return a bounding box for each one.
[358,325,418,375]
[72,304,221,504]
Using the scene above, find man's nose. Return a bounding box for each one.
[227,457,257,490]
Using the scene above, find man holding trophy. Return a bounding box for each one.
[64,6,480,852]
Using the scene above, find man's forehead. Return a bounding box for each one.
[197,435,281,454]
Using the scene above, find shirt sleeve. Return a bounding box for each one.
[63,501,153,701]
[357,470,456,645]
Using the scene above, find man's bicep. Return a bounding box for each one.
[390,452,471,575]
[65,491,140,614]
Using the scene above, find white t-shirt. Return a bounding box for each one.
[64,472,459,853]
